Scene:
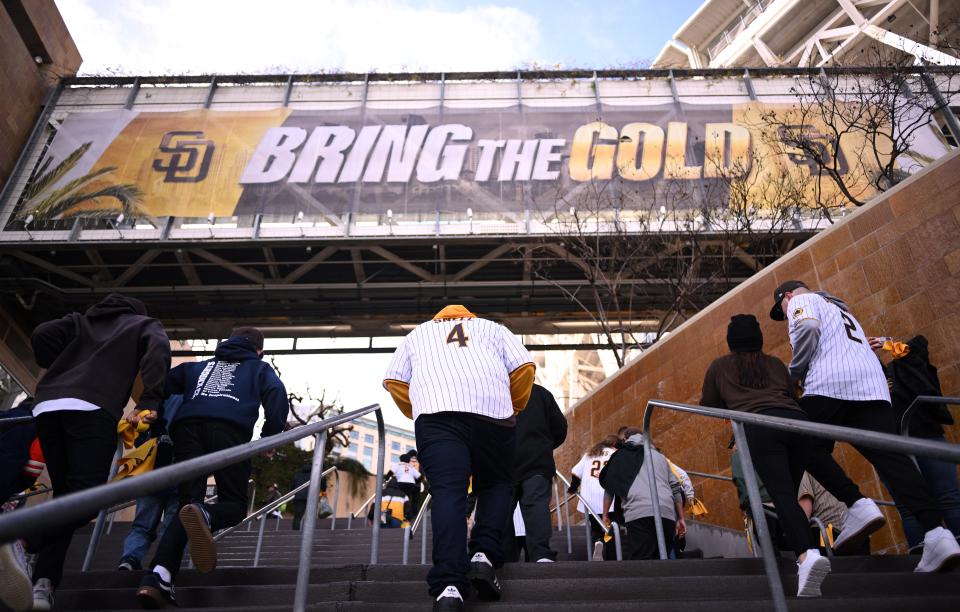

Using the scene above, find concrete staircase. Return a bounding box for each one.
[46,520,960,611]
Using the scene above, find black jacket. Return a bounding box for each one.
[889,335,954,438]
[512,384,567,483]
[32,294,171,420]
[598,440,644,499]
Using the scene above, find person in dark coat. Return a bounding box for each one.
[0,294,171,612]
[137,327,288,608]
[508,384,567,562]
[0,398,44,504]
[872,334,960,548]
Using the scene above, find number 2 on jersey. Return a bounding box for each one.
[590,459,608,478]
[839,311,863,344]
[446,323,469,348]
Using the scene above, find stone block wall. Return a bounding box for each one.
[556,150,960,554]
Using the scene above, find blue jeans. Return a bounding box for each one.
[415,412,515,597]
[895,436,960,548]
[120,490,179,563]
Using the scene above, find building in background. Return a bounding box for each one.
[653,0,959,69]
[336,416,417,472]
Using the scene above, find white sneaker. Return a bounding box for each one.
[470,551,492,567]
[536,558,554,563]
[592,540,604,561]
[32,578,54,611]
[914,527,960,573]
[0,540,33,611]
[833,498,885,553]
[796,549,831,597]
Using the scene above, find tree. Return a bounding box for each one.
[16,142,147,222]
[527,142,817,368]
[755,51,959,212]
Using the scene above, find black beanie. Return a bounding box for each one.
[727,314,763,353]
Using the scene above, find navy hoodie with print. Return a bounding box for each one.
[165,336,289,438]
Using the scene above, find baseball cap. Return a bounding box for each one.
[769,280,807,321]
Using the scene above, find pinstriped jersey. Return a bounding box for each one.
[383,317,533,421]
[787,293,889,402]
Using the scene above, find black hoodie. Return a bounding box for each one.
[889,335,954,438]
[165,336,289,438]
[32,294,171,420]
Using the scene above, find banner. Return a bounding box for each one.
[11,100,945,223]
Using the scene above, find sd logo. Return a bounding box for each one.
[152,131,214,182]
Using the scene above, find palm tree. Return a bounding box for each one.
[17,141,147,221]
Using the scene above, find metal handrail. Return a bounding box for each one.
[642,398,960,612]
[5,485,51,504]
[553,472,609,534]
[554,470,622,561]
[410,493,432,535]
[0,403,386,612]
[0,415,34,429]
[899,395,960,437]
[214,466,337,542]
[351,492,378,519]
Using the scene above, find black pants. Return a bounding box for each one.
[30,409,117,588]
[398,482,420,522]
[291,500,306,530]
[151,419,251,579]
[743,408,816,556]
[415,412,514,597]
[513,474,556,562]
[624,517,674,560]
[801,396,942,532]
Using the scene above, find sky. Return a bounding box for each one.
[52,0,704,430]
[55,0,705,75]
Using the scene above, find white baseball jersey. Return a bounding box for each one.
[383,317,533,420]
[391,461,421,484]
[787,293,889,402]
[571,447,615,516]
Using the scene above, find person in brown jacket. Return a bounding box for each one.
[700,314,830,598]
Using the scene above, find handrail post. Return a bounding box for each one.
[611,521,623,560]
[584,514,593,560]
[562,492,573,554]
[370,409,386,564]
[731,422,788,612]
[420,510,429,564]
[553,477,563,531]
[640,432,668,560]
[330,469,340,530]
[402,525,411,564]
[810,517,834,558]
[293,429,328,612]
[82,439,122,571]
[254,514,267,567]
[248,480,257,531]
[347,513,353,530]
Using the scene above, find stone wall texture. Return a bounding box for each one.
[0,0,80,191]
[555,150,960,555]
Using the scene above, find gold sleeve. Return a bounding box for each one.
[383,379,413,420]
[509,363,536,414]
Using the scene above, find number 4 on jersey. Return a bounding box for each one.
[446,323,469,347]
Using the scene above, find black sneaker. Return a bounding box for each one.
[468,551,501,601]
[433,585,464,611]
[136,572,177,609]
[118,556,141,571]
[180,503,217,573]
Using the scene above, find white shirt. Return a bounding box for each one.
[383,316,533,421]
[33,398,101,416]
[668,461,695,504]
[391,461,421,484]
[512,503,526,537]
[787,292,890,402]
[571,447,615,516]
